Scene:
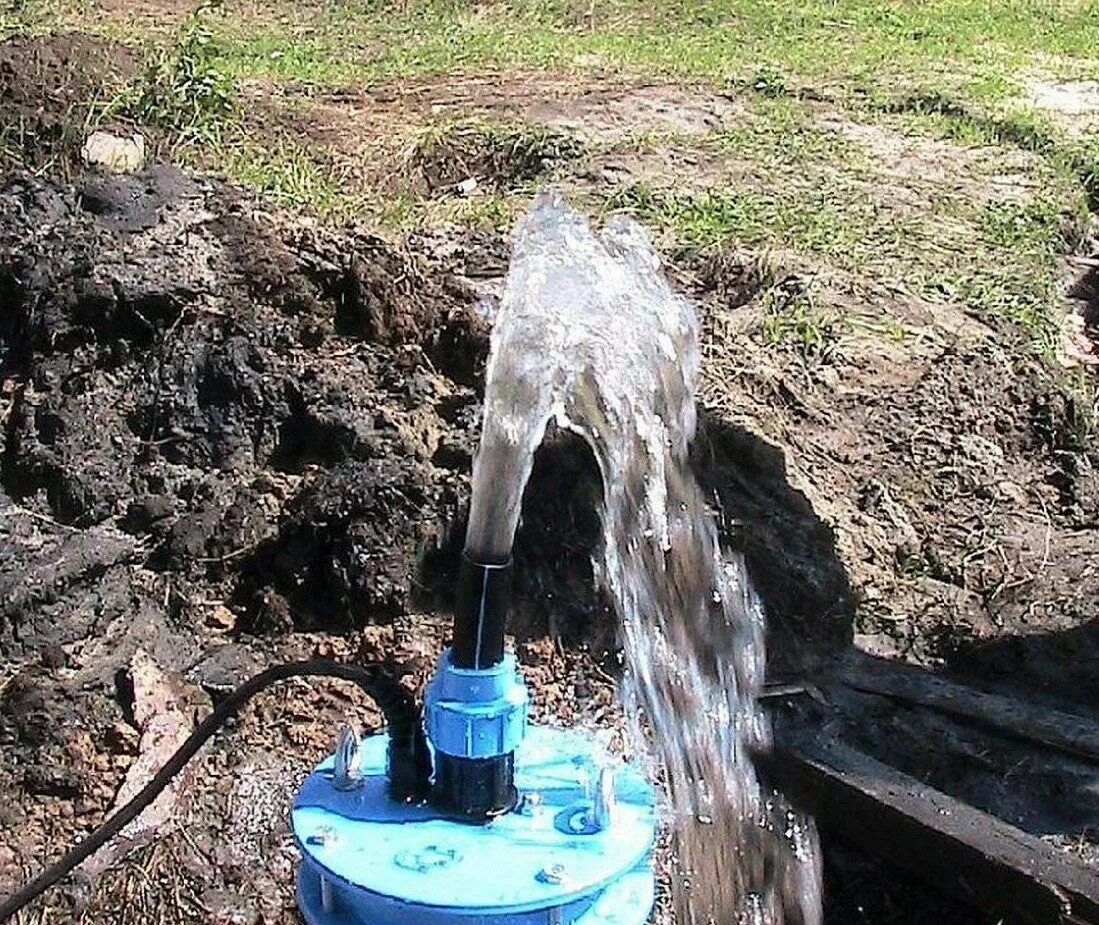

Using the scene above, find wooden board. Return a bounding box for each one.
[760,735,1099,925]
[833,653,1099,766]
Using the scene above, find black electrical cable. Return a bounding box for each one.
[0,659,431,923]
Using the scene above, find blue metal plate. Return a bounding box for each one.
[297,857,655,924]
[291,725,656,918]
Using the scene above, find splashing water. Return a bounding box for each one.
[465,193,822,924]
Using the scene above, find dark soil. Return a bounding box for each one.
[0,34,137,170]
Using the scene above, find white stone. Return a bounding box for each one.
[81,131,147,173]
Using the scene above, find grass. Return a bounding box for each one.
[123,0,237,143]
[759,283,843,361]
[603,181,869,259]
[411,119,585,192]
[199,136,359,219]
[204,0,1099,97]
[9,0,1099,96]
[716,96,867,166]
[2,0,1097,360]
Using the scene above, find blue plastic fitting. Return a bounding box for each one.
[425,649,530,759]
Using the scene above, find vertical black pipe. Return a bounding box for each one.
[451,554,512,669]
[434,553,517,819]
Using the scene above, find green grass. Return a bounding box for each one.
[602,181,871,259]
[9,0,1099,100]
[218,0,1098,92]
[759,284,843,361]
[978,198,1065,252]
[197,136,359,219]
[880,89,1062,151]
[3,0,1096,359]
[716,96,867,166]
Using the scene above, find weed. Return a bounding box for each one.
[1063,371,1099,450]
[1064,369,1099,451]
[124,0,237,142]
[979,199,1063,254]
[1037,367,1099,452]
[748,64,790,99]
[1071,142,1099,211]
[950,267,1060,355]
[992,110,1057,153]
[717,96,863,167]
[204,138,358,219]
[759,281,840,360]
[887,90,1057,153]
[436,192,517,230]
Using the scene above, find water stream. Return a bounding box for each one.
[465,193,822,924]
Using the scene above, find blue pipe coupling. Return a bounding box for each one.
[424,649,530,759]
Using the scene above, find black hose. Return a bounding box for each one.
[0,659,430,922]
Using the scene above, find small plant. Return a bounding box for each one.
[128,0,237,141]
[979,199,1062,254]
[750,64,790,99]
[1062,368,1098,452]
[759,282,840,361]
[1072,142,1099,211]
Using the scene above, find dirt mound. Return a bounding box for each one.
[0,165,491,658]
[690,243,1099,702]
[411,123,584,195]
[0,33,137,169]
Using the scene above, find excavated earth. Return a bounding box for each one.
[1,31,1098,925]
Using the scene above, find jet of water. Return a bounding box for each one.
[466,192,823,924]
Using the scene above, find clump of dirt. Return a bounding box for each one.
[410,122,584,194]
[0,163,492,654]
[0,33,137,169]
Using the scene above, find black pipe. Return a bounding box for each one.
[433,753,518,820]
[451,553,512,669]
[435,552,517,819]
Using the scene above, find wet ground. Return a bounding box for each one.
[1,29,1097,925]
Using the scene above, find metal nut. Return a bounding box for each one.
[536,863,567,885]
[307,825,337,846]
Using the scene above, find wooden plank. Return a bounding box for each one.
[832,653,1099,765]
[760,735,1099,925]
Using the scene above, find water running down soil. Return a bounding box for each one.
[466,193,822,924]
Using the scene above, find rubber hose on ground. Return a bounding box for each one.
[0,659,431,922]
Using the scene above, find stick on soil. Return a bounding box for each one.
[834,653,1099,766]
